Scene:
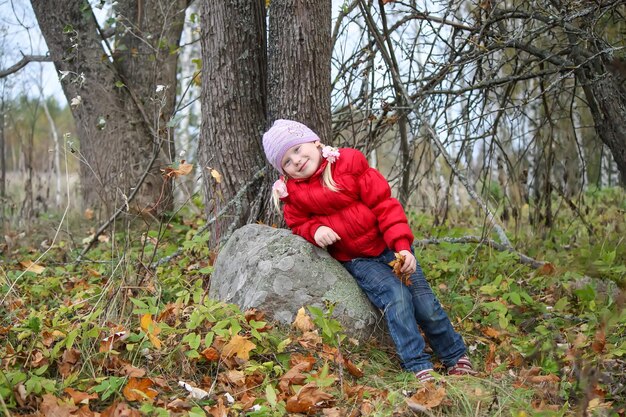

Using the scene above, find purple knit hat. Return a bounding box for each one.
[262,119,320,173]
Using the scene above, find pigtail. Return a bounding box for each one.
[271,188,282,213]
[322,163,340,192]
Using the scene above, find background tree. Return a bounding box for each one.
[329,0,624,235]
[29,0,190,217]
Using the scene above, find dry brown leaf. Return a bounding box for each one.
[591,324,606,353]
[279,362,312,393]
[166,398,193,412]
[99,329,128,353]
[406,384,447,410]
[388,253,412,286]
[285,382,334,414]
[74,404,97,417]
[205,397,228,417]
[298,331,322,349]
[84,208,94,220]
[293,307,316,332]
[222,334,256,361]
[20,260,45,274]
[63,388,98,405]
[101,401,142,417]
[344,357,364,378]
[40,393,77,417]
[122,377,158,402]
[536,262,556,276]
[162,160,193,179]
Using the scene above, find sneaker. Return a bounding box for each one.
[447,355,477,376]
[415,368,436,383]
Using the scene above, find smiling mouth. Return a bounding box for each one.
[299,161,308,172]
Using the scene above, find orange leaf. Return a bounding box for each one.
[201,347,220,361]
[285,383,334,414]
[64,388,98,404]
[536,262,556,276]
[161,160,193,179]
[344,357,364,378]
[406,384,447,410]
[140,314,162,350]
[19,260,45,274]
[388,253,412,286]
[222,334,256,361]
[122,377,158,402]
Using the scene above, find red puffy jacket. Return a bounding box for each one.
[281,148,414,261]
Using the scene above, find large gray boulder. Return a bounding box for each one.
[210,224,385,342]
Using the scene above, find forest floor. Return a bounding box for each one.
[1,187,625,417]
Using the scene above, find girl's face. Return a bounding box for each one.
[281,141,322,179]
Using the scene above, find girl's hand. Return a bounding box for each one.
[314,226,341,247]
[398,250,417,274]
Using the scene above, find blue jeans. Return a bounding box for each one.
[342,248,466,372]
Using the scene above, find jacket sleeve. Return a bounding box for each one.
[348,149,414,252]
[283,201,324,246]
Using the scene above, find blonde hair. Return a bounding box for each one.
[272,147,339,212]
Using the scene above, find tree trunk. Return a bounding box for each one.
[30,0,188,217]
[267,0,332,142]
[577,59,626,185]
[198,0,268,242]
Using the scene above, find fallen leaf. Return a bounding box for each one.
[344,357,364,378]
[20,260,45,274]
[40,393,77,417]
[406,384,446,410]
[101,401,142,417]
[140,314,162,350]
[122,377,158,402]
[222,334,256,361]
[298,331,322,349]
[205,396,228,417]
[285,382,334,414]
[591,324,606,353]
[279,362,312,393]
[201,347,220,361]
[293,307,315,332]
[64,388,98,404]
[99,329,129,352]
[536,262,556,276]
[84,208,94,220]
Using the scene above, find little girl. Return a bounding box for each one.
[262,119,476,382]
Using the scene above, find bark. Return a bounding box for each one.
[577,59,626,185]
[267,0,332,142]
[198,0,268,241]
[30,0,188,216]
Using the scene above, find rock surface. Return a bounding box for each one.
[210,224,385,341]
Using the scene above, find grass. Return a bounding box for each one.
[0,187,625,416]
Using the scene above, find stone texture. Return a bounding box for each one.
[209,224,386,341]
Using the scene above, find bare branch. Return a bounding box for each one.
[0,54,53,78]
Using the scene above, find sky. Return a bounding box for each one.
[0,0,65,101]
[0,0,349,106]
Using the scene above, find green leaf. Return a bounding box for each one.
[265,384,277,407]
